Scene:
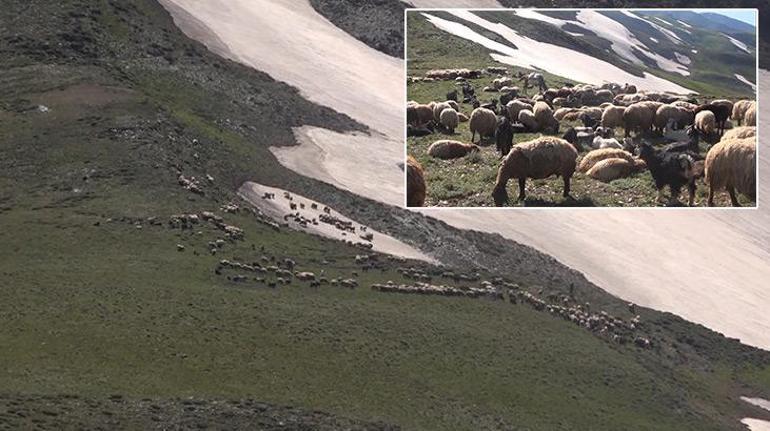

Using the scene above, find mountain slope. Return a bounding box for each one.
[2,0,770,430]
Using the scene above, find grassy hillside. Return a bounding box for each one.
[1,1,769,429]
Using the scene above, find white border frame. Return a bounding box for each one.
[403,7,760,211]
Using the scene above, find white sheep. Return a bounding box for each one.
[694,110,716,135]
[705,137,756,206]
[469,108,497,143]
[439,108,459,133]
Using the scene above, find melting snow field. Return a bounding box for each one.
[736,73,758,90]
[742,397,770,431]
[163,1,770,352]
[424,11,694,91]
[723,33,752,54]
[238,182,436,263]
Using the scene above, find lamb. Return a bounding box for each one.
[744,102,757,126]
[533,101,558,134]
[601,105,626,129]
[721,126,755,140]
[439,108,459,133]
[492,137,578,205]
[623,102,655,137]
[704,138,756,206]
[694,110,716,136]
[635,142,699,206]
[577,148,635,173]
[694,103,731,136]
[506,99,532,121]
[428,140,480,159]
[495,115,515,158]
[586,157,644,182]
[731,100,754,125]
[406,156,426,207]
[518,109,538,132]
[469,107,497,143]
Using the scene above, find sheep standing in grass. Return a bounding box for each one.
[731,100,754,126]
[601,105,626,129]
[439,108,459,134]
[578,148,635,173]
[433,101,453,123]
[721,126,755,140]
[533,101,558,134]
[744,102,757,126]
[410,104,434,127]
[469,107,497,143]
[428,140,480,159]
[694,103,730,136]
[694,111,716,136]
[492,137,578,205]
[506,100,532,121]
[623,103,655,137]
[653,105,683,134]
[406,156,426,207]
[704,138,756,206]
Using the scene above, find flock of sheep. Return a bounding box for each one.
[406,67,757,207]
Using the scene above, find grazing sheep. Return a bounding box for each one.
[577,148,635,173]
[694,103,730,136]
[533,101,558,133]
[492,137,578,205]
[636,142,699,206]
[601,105,626,129]
[411,104,434,127]
[581,107,603,121]
[744,102,757,126]
[586,157,643,182]
[721,126,755,140]
[406,156,426,207]
[653,104,682,133]
[495,115,515,158]
[554,107,577,122]
[562,111,582,122]
[518,109,538,132]
[439,108,459,133]
[704,138,756,206]
[694,110,716,136]
[433,101,453,123]
[731,100,754,125]
[428,140,480,159]
[506,99,532,121]
[623,103,655,137]
[469,108,497,143]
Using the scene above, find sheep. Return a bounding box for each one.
[495,115,515,158]
[671,100,698,111]
[694,110,716,136]
[653,104,682,133]
[623,102,655,137]
[554,107,577,122]
[601,105,626,129]
[406,156,426,207]
[577,148,635,173]
[469,108,497,143]
[731,100,754,125]
[704,138,756,206]
[432,101,453,123]
[694,103,730,136]
[635,142,699,206]
[712,99,734,115]
[410,104,434,127]
[721,126,755,140]
[446,89,458,102]
[592,136,623,150]
[439,108,459,133]
[492,137,578,205]
[561,127,594,152]
[562,111,583,122]
[581,106,603,121]
[427,140,480,159]
[586,157,643,182]
[518,109,538,132]
[744,102,757,126]
[506,100,532,121]
[533,101,558,133]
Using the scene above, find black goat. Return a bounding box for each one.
[661,126,701,155]
[407,123,434,137]
[481,99,498,114]
[499,91,514,107]
[635,142,698,206]
[495,115,515,158]
[561,127,583,152]
[579,112,597,129]
[462,83,475,99]
[446,89,458,102]
[694,103,731,136]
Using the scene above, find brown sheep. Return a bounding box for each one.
[721,126,755,140]
[705,138,756,206]
[533,101,558,133]
[427,140,480,159]
[469,107,497,143]
[492,137,578,205]
[577,148,636,173]
[744,102,757,126]
[731,100,754,126]
[623,102,655,137]
[586,157,645,182]
[694,111,716,135]
[406,156,426,207]
[601,105,626,129]
[412,104,434,127]
[518,109,538,131]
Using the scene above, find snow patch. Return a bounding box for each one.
[621,10,683,45]
[674,52,691,65]
[649,37,658,43]
[691,49,698,54]
[735,73,757,90]
[723,33,751,54]
[426,11,694,91]
[741,398,770,431]
[677,19,692,28]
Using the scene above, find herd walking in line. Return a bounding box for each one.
[406,66,757,207]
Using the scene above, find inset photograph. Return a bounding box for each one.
[405,8,758,207]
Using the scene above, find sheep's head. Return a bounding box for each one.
[492,184,509,207]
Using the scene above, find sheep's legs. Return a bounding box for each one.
[563,176,571,198]
[728,187,741,207]
[687,182,696,207]
[707,187,715,207]
[517,177,527,201]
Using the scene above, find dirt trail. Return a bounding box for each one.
[163,0,770,351]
